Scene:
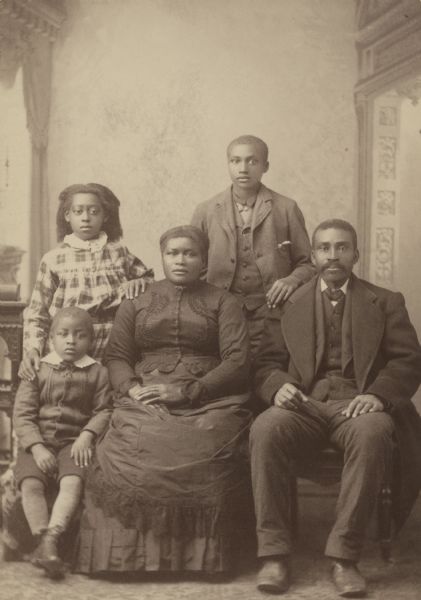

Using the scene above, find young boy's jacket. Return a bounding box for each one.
[13,356,112,451]
[192,184,314,293]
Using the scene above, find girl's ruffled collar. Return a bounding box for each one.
[63,231,108,251]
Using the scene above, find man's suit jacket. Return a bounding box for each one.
[191,184,314,293]
[254,274,421,530]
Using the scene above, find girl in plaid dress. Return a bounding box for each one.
[19,183,154,380]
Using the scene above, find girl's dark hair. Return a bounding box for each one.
[56,183,123,241]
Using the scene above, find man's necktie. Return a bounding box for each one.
[324,287,344,302]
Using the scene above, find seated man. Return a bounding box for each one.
[250,219,421,597]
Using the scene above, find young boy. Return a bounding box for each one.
[191,135,314,355]
[13,307,112,578]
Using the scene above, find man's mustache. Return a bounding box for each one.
[322,263,344,271]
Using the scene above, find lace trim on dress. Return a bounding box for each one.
[86,465,248,538]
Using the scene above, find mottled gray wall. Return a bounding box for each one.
[48,0,357,276]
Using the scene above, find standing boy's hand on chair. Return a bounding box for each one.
[71,431,95,468]
[31,443,57,476]
[18,349,40,381]
[266,278,299,309]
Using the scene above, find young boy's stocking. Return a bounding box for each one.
[31,475,83,578]
[48,475,83,532]
[20,477,49,536]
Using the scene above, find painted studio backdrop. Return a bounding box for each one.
[1,0,421,452]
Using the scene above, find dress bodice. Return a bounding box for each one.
[105,279,250,405]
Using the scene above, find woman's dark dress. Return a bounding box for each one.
[75,279,251,573]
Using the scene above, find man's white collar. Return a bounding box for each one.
[320,278,349,295]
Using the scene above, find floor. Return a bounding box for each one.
[1,489,421,600]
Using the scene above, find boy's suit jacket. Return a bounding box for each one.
[191,184,314,293]
[254,274,421,531]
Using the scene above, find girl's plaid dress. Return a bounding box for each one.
[24,232,153,360]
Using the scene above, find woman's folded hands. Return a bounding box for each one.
[128,383,185,407]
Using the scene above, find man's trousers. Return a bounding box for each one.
[249,400,395,561]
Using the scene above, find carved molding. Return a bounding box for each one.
[356,0,420,46]
[379,105,397,125]
[354,1,421,281]
[0,333,21,401]
[0,245,25,285]
[362,0,397,23]
[356,53,421,100]
[0,0,65,39]
[356,0,421,84]
[377,191,396,216]
[355,93,373,277]
[0,0,65,87]
[396,75,421,104]
[378,136,397,179]
[374,26,421,73]
[0,23,30,87]
[375,227,394,285]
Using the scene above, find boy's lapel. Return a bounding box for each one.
[215,187,236,238]
[252,184,272,232]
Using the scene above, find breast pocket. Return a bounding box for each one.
[275,243,292,275]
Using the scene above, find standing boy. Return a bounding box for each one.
[13,307,112,578]
[192,135,314,355]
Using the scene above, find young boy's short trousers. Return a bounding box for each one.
[14,443,86,489]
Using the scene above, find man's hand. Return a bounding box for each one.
[31,444,57,476]
[71,431,95,467]
[341,394,384,419]
[120,278,148,299]
[18,349,41,381]
[273,383,308,410]
[266,279,299,309]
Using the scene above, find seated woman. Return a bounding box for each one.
[75,226,252,574]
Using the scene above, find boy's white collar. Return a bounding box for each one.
[41,351,97,368]
[63,231,108,250]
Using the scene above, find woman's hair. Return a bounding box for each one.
[56,183,123,241]
[159,225,209,262]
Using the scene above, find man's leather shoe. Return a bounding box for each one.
[331,560,367,597]
[256,556,290,594]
